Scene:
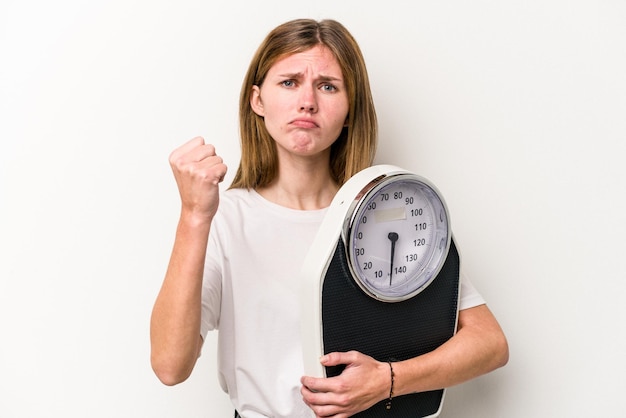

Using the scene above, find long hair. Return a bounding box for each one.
[230,19,377,189]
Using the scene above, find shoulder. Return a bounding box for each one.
[207,189,256,250]
[219,187,280,213]
[212,188,256,223]
[219,187,255,207]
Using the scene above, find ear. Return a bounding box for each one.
[250,85,265,117]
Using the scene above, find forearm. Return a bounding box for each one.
[301,305,508,417]
[150,213,211,385]
[393,304,509,396]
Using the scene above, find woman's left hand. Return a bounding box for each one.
[300,351,389,418]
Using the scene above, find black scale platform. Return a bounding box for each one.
[321,238,460,417]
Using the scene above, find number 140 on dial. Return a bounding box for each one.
[345,174,450,302]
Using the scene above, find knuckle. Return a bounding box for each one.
[170,159,186,174]
[168,151,181,167]
[336,392,351,407]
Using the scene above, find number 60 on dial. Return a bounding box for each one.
[344,173,450,302]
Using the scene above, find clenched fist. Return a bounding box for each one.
[169,136,228,222]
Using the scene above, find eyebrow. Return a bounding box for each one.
[277,72,343,83]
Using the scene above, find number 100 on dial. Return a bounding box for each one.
[344,174,451,302]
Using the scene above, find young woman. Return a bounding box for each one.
[150,18,508,418]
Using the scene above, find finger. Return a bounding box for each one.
[190,157,227,185]
[320,351,359,367]
[301,374,338,396]
[210,162,228,185]
[170,136,205,159]
[177,145,218,167]
[190,144,220,163]
[171,143,220,173]
[305,393,350,418]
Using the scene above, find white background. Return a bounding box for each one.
[1,1,625,417]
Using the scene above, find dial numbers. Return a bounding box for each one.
[346,175,450,302]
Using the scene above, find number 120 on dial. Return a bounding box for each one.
[345,175,450,302]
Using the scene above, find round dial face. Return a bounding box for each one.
[345,173,450,302]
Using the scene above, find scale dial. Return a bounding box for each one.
[344,172,450,302]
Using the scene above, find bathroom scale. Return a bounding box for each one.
[300,165,460,417]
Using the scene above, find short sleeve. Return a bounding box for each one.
[458,271,485,310]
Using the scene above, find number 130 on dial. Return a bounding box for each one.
[344,173,451,302]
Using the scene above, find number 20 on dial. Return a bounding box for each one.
[345,174,451,302]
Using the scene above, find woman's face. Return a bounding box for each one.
[250,45,349,160]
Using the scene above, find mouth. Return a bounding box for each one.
[290,118,318,129]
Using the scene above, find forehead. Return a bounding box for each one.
[268,45,343,77]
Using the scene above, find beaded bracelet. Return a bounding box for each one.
[385,361,395,410]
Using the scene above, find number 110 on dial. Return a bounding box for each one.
[345,174,450,302]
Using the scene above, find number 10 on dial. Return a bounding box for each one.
[345,174,451,302]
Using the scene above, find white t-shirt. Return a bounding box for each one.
[200,188,484,418]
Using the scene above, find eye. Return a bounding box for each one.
[320,83,338,92]
[281,79,296,88]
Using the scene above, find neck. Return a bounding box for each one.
[256,159,338,210]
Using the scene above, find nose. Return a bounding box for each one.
[299,86,318,113]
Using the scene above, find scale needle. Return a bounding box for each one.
[388,232,398,286]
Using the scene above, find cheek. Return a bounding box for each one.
[261,96,289,124]
[261,110,286,140]
[331,105,350,130]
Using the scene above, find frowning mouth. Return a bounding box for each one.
[290,118,319,129]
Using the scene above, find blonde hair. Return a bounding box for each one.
[230,19,377,189]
